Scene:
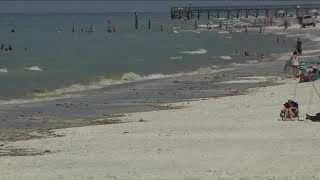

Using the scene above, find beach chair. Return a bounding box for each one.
[280,101,300,121]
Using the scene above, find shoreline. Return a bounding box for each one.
[1,22,320,133]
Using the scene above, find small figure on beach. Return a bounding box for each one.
[284,19,288,29]
[296,38,302,55]
[280,100,299,121]
[289,50,300,79]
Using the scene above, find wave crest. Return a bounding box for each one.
[0,68,8,73]
[220,56,232,60]
[24,66,43,71]
[181,49,207,55]
[33,67,233,97]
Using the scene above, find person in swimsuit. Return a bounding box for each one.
[281,100,299,121]
[290,50,300,79]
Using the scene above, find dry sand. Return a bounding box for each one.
[1,77,320,180]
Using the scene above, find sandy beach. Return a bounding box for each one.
[0,75,320,179]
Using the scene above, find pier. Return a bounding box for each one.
[171,4,320,20]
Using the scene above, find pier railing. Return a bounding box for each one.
[171,4,320,19]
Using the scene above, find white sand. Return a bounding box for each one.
[1,78,320,180]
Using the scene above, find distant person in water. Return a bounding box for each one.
[245,51,249,56]
[0,44,4,50]
[8,45,12,51]
[276,37,280,43]
[296,38,302,55]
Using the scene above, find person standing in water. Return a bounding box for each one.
[296,38,302,55]
[290,50,300,79]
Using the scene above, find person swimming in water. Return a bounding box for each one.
[8,45,12,51]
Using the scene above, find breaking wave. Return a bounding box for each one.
[169,56,183,60]
[181,49,207,55]
[246,60,259,64]
[0,68,8,73]
[0,95,76,106]
[220,56,232,60]
[32,67,234,97]
[24,66,43,71]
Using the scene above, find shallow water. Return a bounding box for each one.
[0,12,295,101]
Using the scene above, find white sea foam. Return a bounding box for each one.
[169,56,183,60]
[218,31,229,34]
[224,36,232,39]
[0,68,8,73]
[181,49,207,55]
[32,67,234,97]
[24,66,42,71]
[34,79,123,97]
[0,95,76,106]
[246,60,259,64]
[220,56,232,60]
[230,63,245,67]
[303,49,320,54]
[173,30,179,34]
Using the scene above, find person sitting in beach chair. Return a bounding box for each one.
[299,65,320,82]
[299,70,315,82]
[280,100,299,121]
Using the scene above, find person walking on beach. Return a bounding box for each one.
[290,50,300,79]
[296,38,302,55]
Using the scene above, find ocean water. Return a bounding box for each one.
[0,12,295,101]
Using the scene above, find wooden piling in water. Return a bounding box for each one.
[135,12,139,30]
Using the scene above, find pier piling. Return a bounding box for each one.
[135,12,139,30]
